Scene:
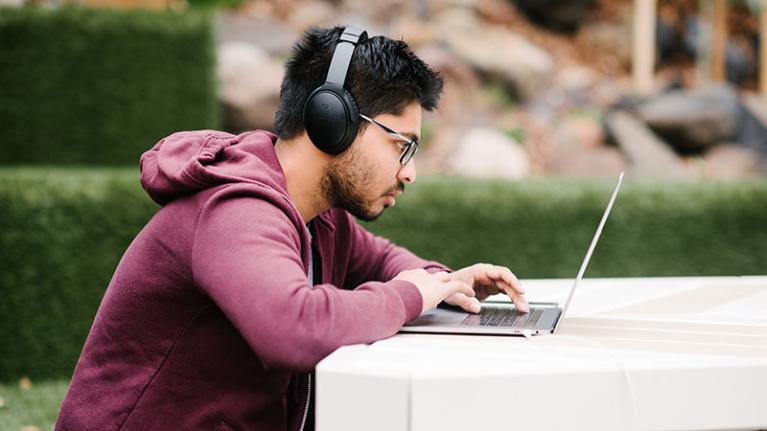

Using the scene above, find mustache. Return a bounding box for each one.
[384,182,405,196]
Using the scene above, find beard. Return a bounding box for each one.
[320,146,403,222]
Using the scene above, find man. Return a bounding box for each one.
[56,26,527,430]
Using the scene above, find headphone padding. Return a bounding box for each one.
[304,83,360,155]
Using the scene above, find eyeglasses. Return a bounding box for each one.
[359,113,419,166]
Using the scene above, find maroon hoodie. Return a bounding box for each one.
[56,130,448,431]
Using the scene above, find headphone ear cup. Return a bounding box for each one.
[338,87,360,151]
[303,84,359,155]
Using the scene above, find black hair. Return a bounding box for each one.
[274,26,444,139]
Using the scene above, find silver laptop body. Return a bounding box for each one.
[400,172,624,336]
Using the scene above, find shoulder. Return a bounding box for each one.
[196,183,305,240]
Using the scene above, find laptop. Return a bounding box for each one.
[400,172,624,337]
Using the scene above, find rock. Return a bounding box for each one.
[580,19,633,70]
[547,115,623,177]
[388,15,441,47]
[445,127,530,179]
[437,9,553,100]
[416,44,480,90]
[702,144,761,178]
[216,14,296,56]
[547,145,626,178]
[637,84,740,153]
[591,78,624,108]
[513,0,597,34]
[217,42,284,132]
[286,0,336,30]
[416,44,481,121]
[604,110,691,179]
[554,116,604,150]
[737,96,767,156]
[555,66,595,92]
[742,95,767,126]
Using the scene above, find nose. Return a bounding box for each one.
[397,159,417,184]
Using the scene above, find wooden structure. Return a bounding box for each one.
[632,0,767,96]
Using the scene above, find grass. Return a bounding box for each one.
[0,379,68,431]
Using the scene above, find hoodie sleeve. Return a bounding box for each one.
[191,186,423,372]
[342,212,451,290]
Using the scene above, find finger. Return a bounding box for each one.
[449,293,482,313]
[498,283,528,313]
[444,280,474,299]
[474,266,529,312]
[502,282,528,312]
[509,293,529,313]
[433,271,451,281]
[502,267,525,295]
[443,292,461,305]
[482,271,527,308]
[484,266,524,295]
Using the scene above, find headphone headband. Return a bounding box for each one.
[325,27,366,85]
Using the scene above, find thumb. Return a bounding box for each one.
[447,292,482,314]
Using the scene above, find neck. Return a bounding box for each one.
[274,134,332,223]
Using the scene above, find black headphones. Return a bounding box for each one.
[303,26,368,155]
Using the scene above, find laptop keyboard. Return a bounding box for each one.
[461,308,543,328]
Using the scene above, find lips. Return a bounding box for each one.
[386,187,404,198]
[383,183,405,199]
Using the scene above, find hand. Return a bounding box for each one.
[444,263,528,314]
[394,269,475,314]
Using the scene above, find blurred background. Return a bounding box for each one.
[2,0,767,177]
[1,0,767,429]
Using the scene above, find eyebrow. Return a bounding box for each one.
[378,122,419,142]
[400,132,420,142]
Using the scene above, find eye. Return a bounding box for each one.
[396,141,409,152]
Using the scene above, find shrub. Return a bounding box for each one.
[1,168,765,380]
[0,7,218,165]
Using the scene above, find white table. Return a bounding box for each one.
[316,277,767,431]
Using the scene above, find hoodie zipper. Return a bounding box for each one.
[299,373,311,431]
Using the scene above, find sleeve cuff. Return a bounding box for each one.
[388,279,423,322]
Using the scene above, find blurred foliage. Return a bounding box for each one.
[0,6,218,165]
[1,168,766,380]
[566,106,603,121]
[482,82,517,110]
[187,0,244,10]
[501,126,526,143]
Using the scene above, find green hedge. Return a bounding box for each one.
[1,168,766,381]
[0,7,218,165]
[372,177,767,278]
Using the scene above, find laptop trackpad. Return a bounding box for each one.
[404,308,468,326]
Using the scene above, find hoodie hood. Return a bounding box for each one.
[140,130,286,206]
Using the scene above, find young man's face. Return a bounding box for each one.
[321,102,421,221]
